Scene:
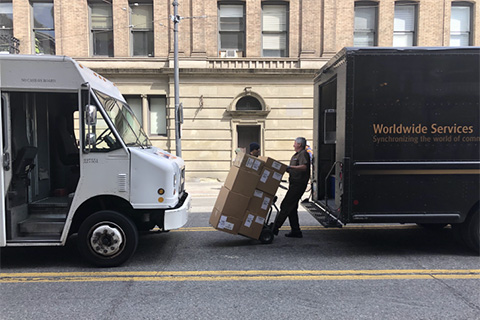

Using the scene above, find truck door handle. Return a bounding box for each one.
[3,152,10,171]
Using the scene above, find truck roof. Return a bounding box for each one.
[0,54,124,102]
[315,46,480,82]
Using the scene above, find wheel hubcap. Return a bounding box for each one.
[90,224,123,256]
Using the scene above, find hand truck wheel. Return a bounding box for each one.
[259,227,274,244]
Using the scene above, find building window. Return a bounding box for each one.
[124,96,143,126]
[236,96,262,111]
[32,1,55,54]
[227,89,270,117]
[130,1,153,56]
[450,2,472,46]
[393,3,416,46]
[149,96,167,136]
[0,2,13,53]
[218,3,245,56]
[354,2,378,46]
[262,3,288,57]
[89,1,113,56]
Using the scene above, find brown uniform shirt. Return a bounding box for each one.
[289,149,311,185]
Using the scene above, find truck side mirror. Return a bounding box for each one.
[85,133,96,147]
[85,105,97,126]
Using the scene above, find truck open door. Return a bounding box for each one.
[0,93,12,247]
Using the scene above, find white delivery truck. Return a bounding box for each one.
[0,55,191,267]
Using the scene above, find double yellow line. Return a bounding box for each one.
[1,269,479,283]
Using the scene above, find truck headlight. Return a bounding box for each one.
[172,162,179,193]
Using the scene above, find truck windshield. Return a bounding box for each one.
[93,89,151,148]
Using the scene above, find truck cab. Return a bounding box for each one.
[0,55,190,267]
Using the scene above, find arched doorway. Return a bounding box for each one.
[227,89,269,156]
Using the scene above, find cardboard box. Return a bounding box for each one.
[238,211,267,240]
[233,152,265,174]
[256,167,284,195]
[210,208,242,235]
[258,156,288,174]
[212,186,250,220]
[247,189,274,217]
[224,166,260,197]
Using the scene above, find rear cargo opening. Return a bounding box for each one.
[301,77,343,227]
[316,78,337,205]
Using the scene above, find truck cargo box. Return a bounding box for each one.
[303,47,480,252]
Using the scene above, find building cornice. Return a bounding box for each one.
[76,57,328,76]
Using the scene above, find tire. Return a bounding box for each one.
[416,223,448,230]
[451,223,465,246]
[259,228,274,244]
[78,210,139,267]
[464,209,479,254]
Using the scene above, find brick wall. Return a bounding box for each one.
[12,0,479,58]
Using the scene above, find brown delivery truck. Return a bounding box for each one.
[302,47,479,252]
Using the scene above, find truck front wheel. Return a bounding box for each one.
[78,210,139,267]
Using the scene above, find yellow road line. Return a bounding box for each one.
[3,269,478,277]
[170,225,422,232]
[1,269,479,283]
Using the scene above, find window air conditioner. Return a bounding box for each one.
[220,49,238,58]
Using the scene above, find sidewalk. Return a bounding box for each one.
[185,179,224,198]
[185,178,288,199]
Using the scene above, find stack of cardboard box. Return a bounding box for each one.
[210,153,287,239]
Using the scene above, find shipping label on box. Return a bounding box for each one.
[218,215,236,231]
[255,215,266,225]
[260,169,270,183]
[258,156,288,174]
[213,186,249,220]
[262,196,272,211]
[224,166,260,197]
[247,189,274,216]
[257,168,283,195]
[233,152,265,174]
[243,213,254,228]
[239,211,267,240]
[272,171,283,181]
[210,208,241,235]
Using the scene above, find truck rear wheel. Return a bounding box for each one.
[452,209,479,254]
[78,210,139,267]
[464,209,479,254]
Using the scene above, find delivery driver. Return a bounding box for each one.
[249,142,260,157]
[272,137,310,238]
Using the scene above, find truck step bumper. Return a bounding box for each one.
[301,200,343,228]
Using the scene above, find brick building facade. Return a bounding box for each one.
[1,0,478,180]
